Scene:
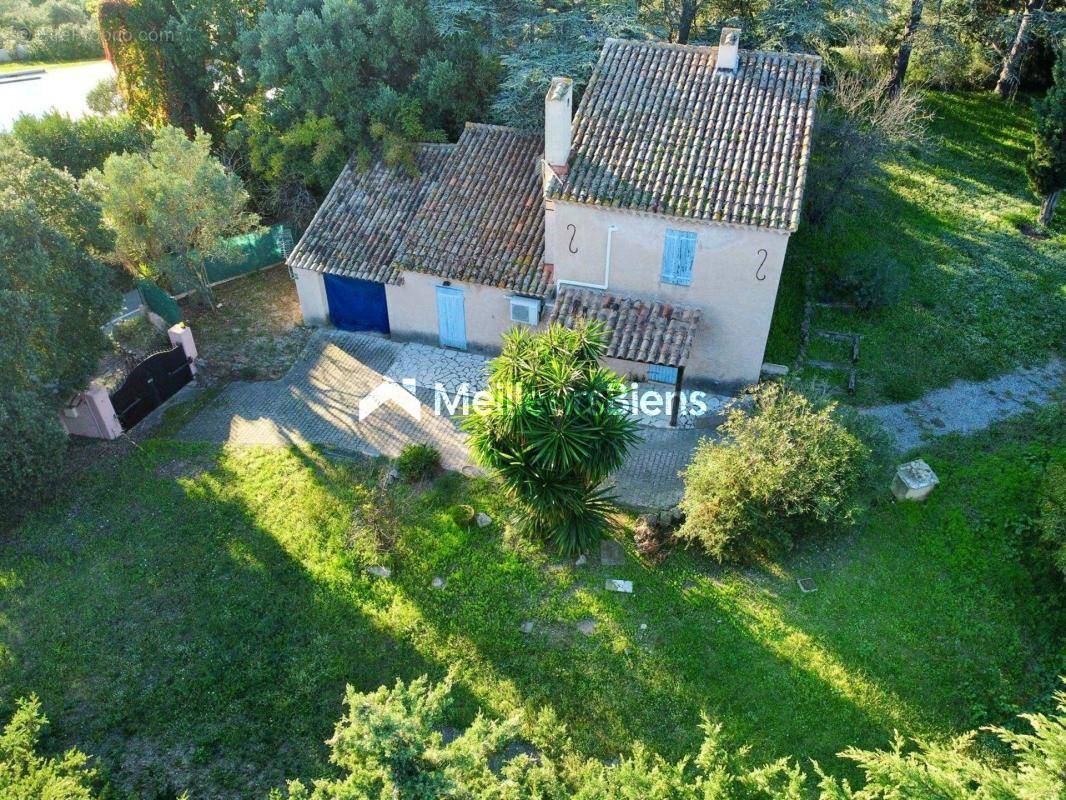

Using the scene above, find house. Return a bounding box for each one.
[287,29,821,392]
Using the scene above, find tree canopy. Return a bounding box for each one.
[86,126,260,302]
[0,141,117,521]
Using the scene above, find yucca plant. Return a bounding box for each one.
[464,322,639,556]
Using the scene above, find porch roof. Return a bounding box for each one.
[548,285,702,368]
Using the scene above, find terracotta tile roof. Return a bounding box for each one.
[287,144,453,284]
[549,39,821,231]
[548,285,702,367]
[396,123,548,297]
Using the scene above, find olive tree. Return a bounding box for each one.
[86,126,260,305]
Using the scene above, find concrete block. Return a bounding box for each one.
[892,459,939,501]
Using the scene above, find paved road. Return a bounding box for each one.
[0,60,114,131]
[178,330,700,509]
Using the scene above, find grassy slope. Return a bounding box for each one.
[2,408,1062,798]
[766,92,1066,404]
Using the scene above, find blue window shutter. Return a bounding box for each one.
[660,231,680,283]
[661,230,696,286]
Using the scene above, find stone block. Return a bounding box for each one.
[605,579,633,593]
[891,459,939,501]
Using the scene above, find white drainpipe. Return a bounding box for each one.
[557,225,618,292]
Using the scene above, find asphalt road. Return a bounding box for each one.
[0,60,114,132]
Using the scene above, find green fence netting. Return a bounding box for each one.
[203,223,293,285]
[163,224,295,295]
[138,278,182,325]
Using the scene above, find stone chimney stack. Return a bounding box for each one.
[544,76,573,174]
[715,27,740,73]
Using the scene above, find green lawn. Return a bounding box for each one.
[766,91,1066,404]
[2,405,1062,798]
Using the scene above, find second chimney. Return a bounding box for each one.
[544,76,573,173]
[715,27,740,73]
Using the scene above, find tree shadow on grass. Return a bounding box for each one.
[379,473,932,782]
[0,439,475,800]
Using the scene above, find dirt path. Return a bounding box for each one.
[860,358,1063,452]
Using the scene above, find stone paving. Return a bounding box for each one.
[178,331,472,469]
[178,330,704,507]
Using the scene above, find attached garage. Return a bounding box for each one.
[323,275,390,334]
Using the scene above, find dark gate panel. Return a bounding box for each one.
[324,274,390,334]
[109,345,193,430]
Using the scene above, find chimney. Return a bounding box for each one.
[715,27,740,73]
[544,76,573,174]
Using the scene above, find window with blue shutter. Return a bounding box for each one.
[660,229,696,286]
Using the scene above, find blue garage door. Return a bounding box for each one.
[324,275,390,334]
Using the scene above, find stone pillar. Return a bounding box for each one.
[59,384,123,440]
[293,267,330,326]
[167,322,198,375]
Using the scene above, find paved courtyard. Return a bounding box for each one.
[178,330,701,508]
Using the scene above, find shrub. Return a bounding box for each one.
[450,504,475,528]
[11,111,151,178]
[464,323,638,556]
[275,675,519,800]
[279,675,1066,798]
[0,695,96,798]
[677,384,868,561]
[86,77,125,116]
[396,443,441,483]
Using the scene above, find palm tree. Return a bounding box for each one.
[464,322,639,556]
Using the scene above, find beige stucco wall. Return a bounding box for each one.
[547,200,791,387]
[293,266,329,326]
[385,270,536,352]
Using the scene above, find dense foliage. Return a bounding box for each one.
[0,0,102,61]
[236,0,495,193]
[275,674,1066,799]
[0,696,95,799]
[1027,45,1065,226]
[0,141,116,524]
[10,110,151,178]
[275,675,518,800]
[677,384,868,561]
[86,125,260,302]
[465,323,638,556]
[97,0,258,134]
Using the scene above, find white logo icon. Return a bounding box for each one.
[358,378,421,422]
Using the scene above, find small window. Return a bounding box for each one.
[660,229,696,286]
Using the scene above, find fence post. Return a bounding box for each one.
[167,323,199,375]
[60,384,123,440]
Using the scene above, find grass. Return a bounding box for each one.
[0,58,105,74]
[2,405,1062,798]
[766,91,1066,404]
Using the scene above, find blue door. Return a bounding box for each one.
[436,286,466,350]
[648,364,678,384]
[324,274,390,334]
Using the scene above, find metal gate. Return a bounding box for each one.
[109,345,193,430]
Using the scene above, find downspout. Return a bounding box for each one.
[557,224,618,292]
